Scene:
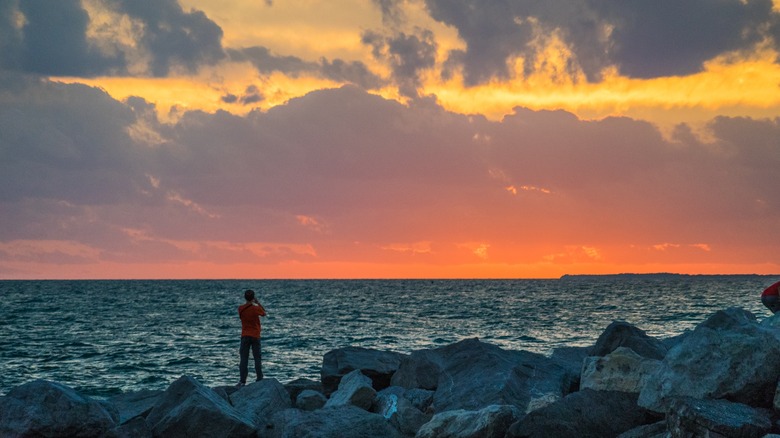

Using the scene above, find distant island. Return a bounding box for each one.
[559,273,771,280]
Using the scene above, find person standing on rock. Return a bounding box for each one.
[761,280,780,313]
[238,289,267,387]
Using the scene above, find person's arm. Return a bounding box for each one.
[253,299,267,316]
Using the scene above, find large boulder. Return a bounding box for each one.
[591,321,667,360]
[550,345,591,383]
[392,338,576,413]
[230,378,292,429]
[403,388,434,412]
[321,346,406,395]
[269,406,402,438]
[145,375,256,438]
[108,389,162,424]
[0,379,118,437]
[616,421,667,438]
[638,307,780,412]
[325,369,377,410]
[372,386,431,436]
[580,347,661,393]
[506,389,656,438]
[415,404,522,438]
[104,416,153,438]
[665,397,772,438]
[296,389,327,411]
[284,378,322,404]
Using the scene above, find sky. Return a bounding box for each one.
[1,0,780,279]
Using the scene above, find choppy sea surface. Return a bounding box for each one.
[0,276,776,397]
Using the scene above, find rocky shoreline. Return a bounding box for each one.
[3,307,780,437]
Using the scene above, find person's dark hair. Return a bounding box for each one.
[244,289,255,301]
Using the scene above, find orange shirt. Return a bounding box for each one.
[762,281,780,297]
[238,303,266,338]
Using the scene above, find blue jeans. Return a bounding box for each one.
[763,295,780,314]
[239,336,263,383]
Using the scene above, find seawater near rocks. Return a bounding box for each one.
[5,307,780,437]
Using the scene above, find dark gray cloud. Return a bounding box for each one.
[320,58,385,90]
[108,0,225,76]
[227,46,316,76]
[372,0,406,26]
[362,29,438,97]
[5,0,125,76]
[423,0,780,84]
[0,74,143,205]
[0,0,224,77]
[240,85,264,105]
[230,46,384,90]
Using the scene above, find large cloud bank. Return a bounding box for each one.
[1,74,778,276]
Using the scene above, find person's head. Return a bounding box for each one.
[244,289,256,302]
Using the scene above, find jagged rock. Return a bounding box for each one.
[321,346,405,395]
[392,338,576,413]
[661,331,691,351]
[761,312,780,329]
[665,397,772,438]
[212,386,231,403]
[108,389,162,424]
[506,389,656,438]
[616,421,667,438]
[550,345,591,382]
[230,378,292,428]
[104,416,153,438]
[403,388,434,412]
[591,321,667,360]
[0,379,118,437]
[390,349,441,390]
[145,375,256,438]
[372,386,431,436]
[285,377,322,404]
[296,389,327,411]
[416,404,522,438]
[638,308,780,412]
[581,347,661,393]
[325,369,377,410]
[269,406,402,438]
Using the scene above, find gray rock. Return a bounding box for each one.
[231,378,292,428]
[325,369,377,410]
[661,331,691,351]
[506,389,656,438]
[391,349,442,390]
[616,421,667,438]
[416,404,522,438]
[760,312,780,329]
[321,346,405,395]
[617,420,667,438]
[0,379,118,437]
[373,387,431,436]
[285,378,322,404]
[393,338,575,413]
[269,406,402,438]
[581,347,661,393]
[145,375,256,438]
[638,308,780,412]
[103,416,153,438]
[296,389,327,411]
[665,397,772,438]
[107,389,162,424]
[591,320,668,360]
[550,345,591,382]
[403,388,434,412]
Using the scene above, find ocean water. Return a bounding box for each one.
[0,276,776,397]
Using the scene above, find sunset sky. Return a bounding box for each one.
[1,0,780,279]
